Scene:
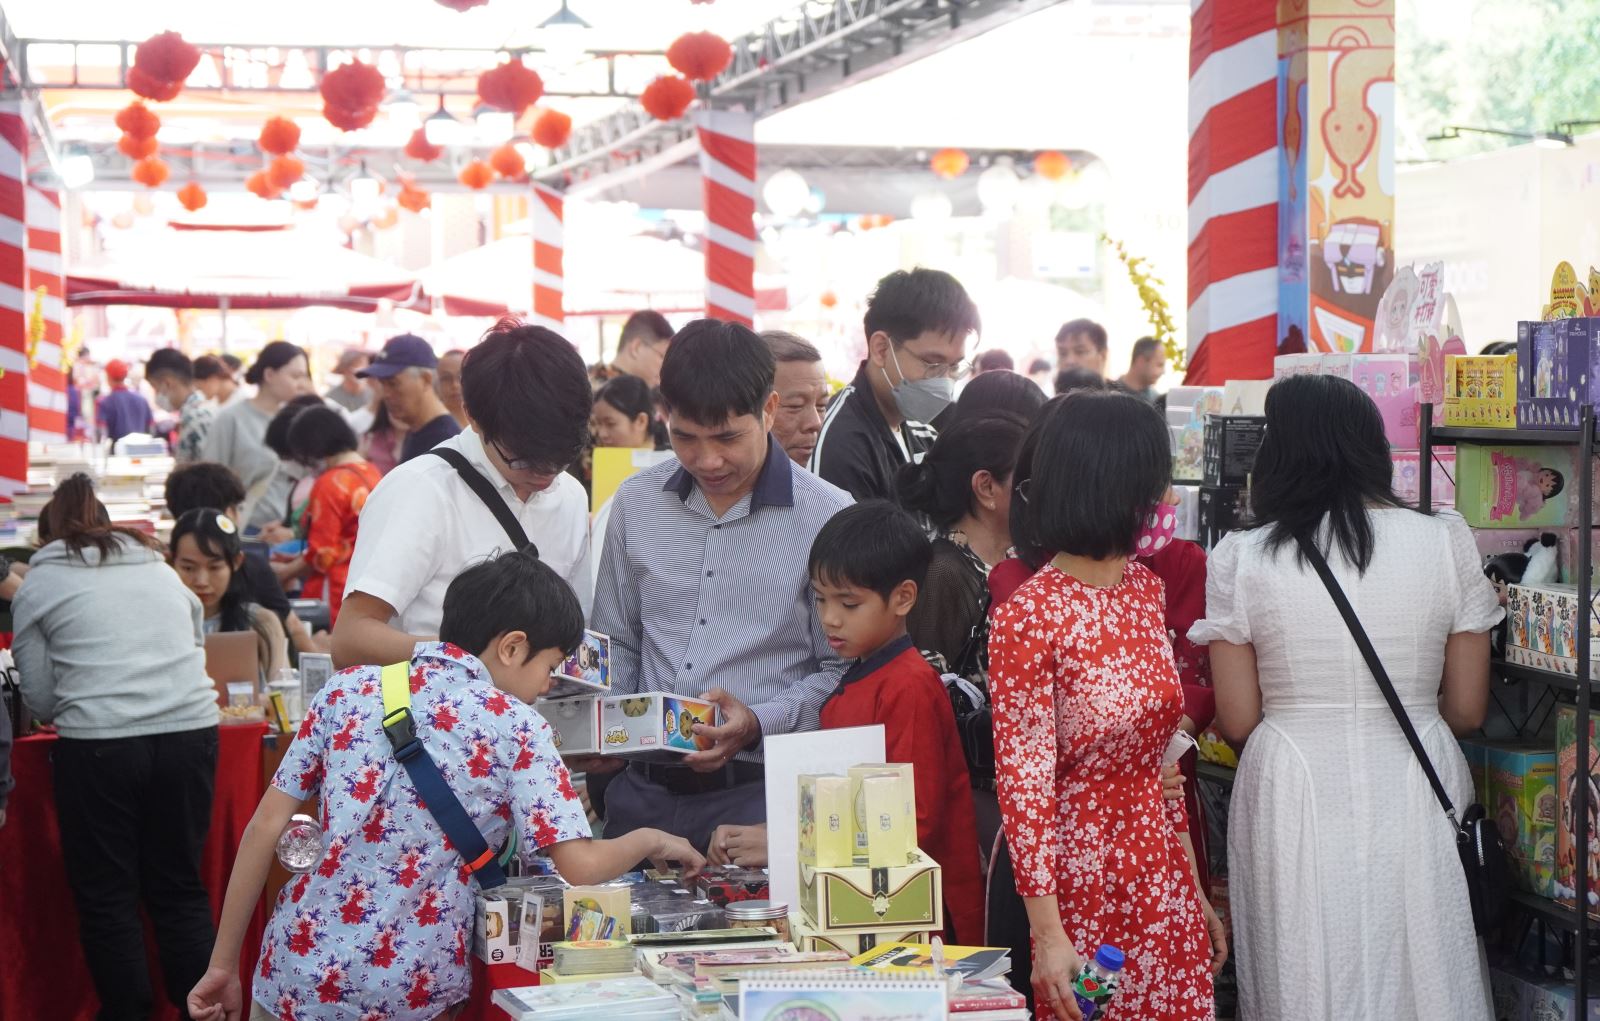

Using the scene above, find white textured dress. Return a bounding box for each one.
[1190,508,1502,1021]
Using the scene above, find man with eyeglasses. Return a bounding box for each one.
[332,322,595,669]
[810,268,981,502]
[591,309,675,389]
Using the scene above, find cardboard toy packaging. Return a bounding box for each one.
[1454,444,1587,529]
[1517,317,1600,429]
[1442,354,1516,429]
[1486,743,1558,898]
[692,867,771,907]
[799,848,943,934]
[1351,352,1422,447]
[1320,353,1353,380]
[1390,449,1456,510]
[1172,421,1206,484]
[1202,415,1266,487]
[1272,353,1323,380]
[544,630,612,699]
[798,774,854,869]
[789,914,930,956]
[1505,582,1600,680]
[1173,484,1201,543]
[1475,528,1550,561]
[1561,529,1600,584]
[1555,705,1600,920]
[538,695,600,756]
[474,888,545,966]
[846,764,916,868]
[1198,485,1250,549]
[563,885,632,940]
[595,693,718,762]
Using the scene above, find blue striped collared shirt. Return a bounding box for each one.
[590,433,854,751]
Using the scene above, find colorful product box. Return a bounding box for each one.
[1351,353,1422,448]
[799,773,854,869]
[474,887,545,966]
[1443,354,1517,429]
[1460,739,1490,806]
[1172,421,1206,484]
[1321,353,1353,380]
[544,630,612,699]
[1173,484,1200,543]
[1272,353,1323,380]
[847,764,916,868]
[1556,705,1600,920]
[1220,379,1271,416]
[538,695,600,756]
[1166,386,1225,420]
[1454,445,1586,529]
[1486,743,1558,898]
[597,693,718,762]
[1517,317,1600,429]
[1476,528,1550,560]
[563,885,633,939]
[1198,484,1250,549]
[1560,529,1600,585]
[1390,449,1456,510]
[691,867,770,907]
[1504,583,1599,680]
[1202,415,1266,487]
[798,848,943,934]
[790,915,929,956]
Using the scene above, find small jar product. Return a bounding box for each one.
[276,814,326,873]
[724,899,791,942]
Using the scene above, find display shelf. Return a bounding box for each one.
[1510,889,1585,932]
[1428,425,1588,446]
[1196,760,1236,787]
[1494,658,1595,693]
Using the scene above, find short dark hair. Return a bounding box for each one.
[954,370,1046,424]
[438,548,586,662]
[973,349,1014,373]
[244,341,305,386]
[165,462,248,518]
[220,353,244,373]
[1055,318,1107,353]
[863,268,980,347]
[897,413,1027,531]
[761,329,822,364]
[146,348,194,384]
[288,405,360,462]
[463,318,593,473]
[1025,391,1170,560]
[808,500,932,601]
[1027,357,1052,376]
[620,310,674,353]
[1130,337,1161,364]
[192,355,229,381]
[658,319,775,425]
[1054,367,1109,396]
[264,395,326,460]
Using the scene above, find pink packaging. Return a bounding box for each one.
[1273,353,1322,380]
[1476,529,1548,560]
[1352,353,1421,449]
[1391,448,1455,510]
[1321,353,1353,380]
[1561,529,1600,584]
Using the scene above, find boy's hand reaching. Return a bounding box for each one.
[648,829,708,880]
[684,688,760,773]
[187,965,243,1021]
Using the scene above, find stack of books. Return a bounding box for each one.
[853,942,1028,1021]
[540,939,636,983]
[492,978,677,1021]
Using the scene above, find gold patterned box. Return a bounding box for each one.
[790,913,928,956]
[799,848,942,934]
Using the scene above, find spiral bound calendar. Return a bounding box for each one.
[738,972,948,1021]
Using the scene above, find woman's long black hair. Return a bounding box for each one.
[170,507,257,634]
[1250,374,1415,573]
[1008,395,1069,571]
[595,374,669,449]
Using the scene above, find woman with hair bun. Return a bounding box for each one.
[201,341,312,530]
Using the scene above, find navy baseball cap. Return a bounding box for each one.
[357,334,438,379]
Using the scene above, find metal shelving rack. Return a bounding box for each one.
[1420,403,1596,1001]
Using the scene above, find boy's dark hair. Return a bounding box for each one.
[1054,367,1109,396]
[220,353,244,374]
[973,349,1014,373]
[1055,318,1107,353]
[620,310,674,351]
[863,268,980,346]
[658,319,775,425]
[808,500,933,601]
[1130,337,1160,364]
[146,347,194,384]
[287,405,360,462]
[1025,391,1170,560]
[192,355,229,381]
[463,318,593,473]
[264,395,326,460]
[439,548,585,662]
[165,462,248,518]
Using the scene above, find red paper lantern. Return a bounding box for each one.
[1033,150,1071,182]
[397,186,431,213]
[476,61,544,117]
[404,128,444,163]
[930,148,969,179]
[118,133,159,160]
[489,144,526,180]
[667,31,733,82]
[259,117,301,156]
[640,76,696,122]
[435,0,488,8]
[177,182,208,212]
[322,103,376,133]
[530,108,573,149]
[268,155,305,190]
[114,102,160,140]
[127,66,183,102]
[246,170,281,200]
[458,160,494,190]
[130,157,169,188]
[320,61,386,131]
[819,290,839,309]
[134,31,202,86]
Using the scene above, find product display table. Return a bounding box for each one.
[0,723,274,1021]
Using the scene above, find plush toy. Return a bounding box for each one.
[1484,533,1560,656]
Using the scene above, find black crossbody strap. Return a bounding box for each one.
[429,448,536,554]
[1295,532,1458,822]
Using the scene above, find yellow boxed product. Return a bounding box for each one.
[799,848,942,934]
[847,763,915,865]
[1442,353,1516,428]
[798,773,853,868]
[790,913,928,956]
[860,775,915,868]
[563,886,632,939]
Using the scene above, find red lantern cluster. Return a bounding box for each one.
[320,60,387,132]
[477,60,544,117]
[268,155,305,190]
[1033,150,1072,181]
[490,144,527,180]
[435,0,489,8]
[246,170,281,200]
[118,134,159,160]
[398,181,431,212]
[258,117,301,156]
[130,157,170,189]
[931,148,969,179]
[640,76,696,121]
[115,102,160,140]
[177,181,208,212]
[130,32,200,102]
[530,108,573,149]
[458,160,494,190]
[404,128,445,163]
[667,31,733,82]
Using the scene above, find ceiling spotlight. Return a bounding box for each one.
[424,98,471,147]
[540,0,590,29]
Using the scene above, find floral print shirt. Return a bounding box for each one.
[175,390,216,465]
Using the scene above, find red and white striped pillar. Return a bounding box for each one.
[695,110,757,326]
[26,185,68,444]
[1184,0,1278,384]
[530,182,564,333]
[0,102,32,496]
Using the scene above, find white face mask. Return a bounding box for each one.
[882,346,955,424]
[154,387,175,413]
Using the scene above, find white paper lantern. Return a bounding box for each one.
[910,191,953,221]
[976,157,1021,215]
[763,168,810,219]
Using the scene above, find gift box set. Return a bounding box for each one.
[1454,445,1584,529]
[1504,582,1600,681]
[788,915,930,956]
[799,849,944,933]
[1442,354,1517,429]
[1487,743,1557,898]
[1390,449,1456,510]
[1517,317,1600,429]
[1202,415,1266,487]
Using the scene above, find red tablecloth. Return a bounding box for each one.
[0,724,273,1021]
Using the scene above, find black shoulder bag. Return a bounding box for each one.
[429,448,538,555]
[1296,532,1511,934]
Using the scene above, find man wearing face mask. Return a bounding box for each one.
[146,348,216,464]
[809,268,980,502]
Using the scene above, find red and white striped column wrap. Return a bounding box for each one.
[1184,0,1278,384]
[695,110,757,326]
[26,186,68,444]
[530,182,564,333]
[0,103,32,496]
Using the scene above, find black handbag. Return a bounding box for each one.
[1297,533,1513,935]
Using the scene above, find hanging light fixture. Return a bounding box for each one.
[474,103,516,143]
[762,168,810,220]
[540,0,592,70]
[386,89,422,132]
[976,157,1021,216]
[540,0,591,28]
[350,162,383,207]
[424,97,471,147]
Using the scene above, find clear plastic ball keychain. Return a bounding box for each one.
[276,814,327,874]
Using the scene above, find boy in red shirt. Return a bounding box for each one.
[809,500,985,945]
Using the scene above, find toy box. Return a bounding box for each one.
[475,887,547,966]
[1198,485,1250,549]
[563,885,632,940]
[847,764,916,868]
[538,695,600,756]
[597,693,718,762]
[692,867,770,907]
[1321,353,1353,380]
[1273,353,1322,380]
[1166,386,1225,421]
[789,914,930,956]
[1461,739,1490,805]
[1504,583,1600,680]
[799,848,943,934]
[1443,354,1517,429]
[1390,449,1456,510]
[799,774,854,869]
[1477,529,1550,560]
[1203,416,1266,487]
[1454,445,1581,529]
[1517,317,1600,430]
[1560,529,1600,584]
[1525,973,1600,1020]
[1351,353,1422,448]
[1221,379,1271,416]
[1172,422,1205,484]
[545,630,612,699]
[1173,484,1200,542]
[1486,743,1558,898]
[1556,705,1600,919]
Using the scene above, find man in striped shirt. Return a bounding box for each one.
[587,319,853,850]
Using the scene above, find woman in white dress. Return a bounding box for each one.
[1191,374,1500,1021]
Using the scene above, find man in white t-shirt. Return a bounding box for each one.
[332,322,596,668]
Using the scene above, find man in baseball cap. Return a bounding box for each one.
[358,334,460,462]
[96,359,156,443]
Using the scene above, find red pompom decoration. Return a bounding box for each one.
[530,108,573,149]
[130,157,170,189]
[640,76,696,121]
[435,0,489,8]
[458,160,494,190]
[397,185,431,213]
[118,133,159,160]
[320,61,386,131]
[246,170,281,200]
[1033,150,1071,182]
[404,128,444,163]
[114,102,160,140]
[133,31,202,86]
[489,144,526,180]
[267,155,305,190]
[930,148,969,179]
[258,117,301,155]
[667,31,733,82]
[476,60,544,117]
[177,181,207,212]
[322,103,375,133]
[127,66,183,102]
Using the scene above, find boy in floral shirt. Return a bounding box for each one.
[188,550,703,1021]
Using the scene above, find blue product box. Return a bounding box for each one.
[1517,317,1600,429]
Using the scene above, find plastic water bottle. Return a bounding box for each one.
[1072,944,1125,1020]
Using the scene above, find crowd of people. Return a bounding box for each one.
[4,267,1506,1021]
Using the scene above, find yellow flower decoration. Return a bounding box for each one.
[26,286,47,372]
[1102,234,1183,372]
